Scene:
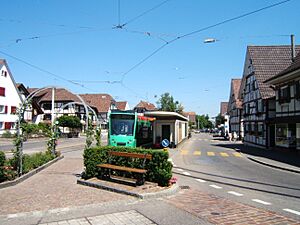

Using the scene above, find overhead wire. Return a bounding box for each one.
[0,49,99,93]
[120,0,293,84]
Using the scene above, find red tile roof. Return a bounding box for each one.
[135,101,157,111]
[116,101,128,110]
[247,45,300,99]
[231,79,242,109]
[80,94,115,113]
[220,102,228,116]
[30,88,80,102]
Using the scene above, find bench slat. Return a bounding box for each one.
[98,164,147,174]
[109,151,152,160]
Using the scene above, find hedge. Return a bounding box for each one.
[83,146,173,187]
[0,151,6,182]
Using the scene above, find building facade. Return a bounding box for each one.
[240,45,299,148]
[265,53,300,150]
[228,79,243,139]
[0,59,22,135]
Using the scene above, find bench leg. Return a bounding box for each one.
[136,174,145,186]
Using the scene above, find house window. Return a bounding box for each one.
[1,70,7,77]
[0,122,3,129]
[42,103,52,110]
[11,106,17,114]
[43,114,51,120]
[0,105,5,113]
[4,122,12,130]
[295,81,300,99]
[278,86,291,103]
[0,87,5,96]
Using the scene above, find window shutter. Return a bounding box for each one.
[5,106,8,113]
[0,87,5,96]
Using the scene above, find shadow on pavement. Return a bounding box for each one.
[213,142,300,168]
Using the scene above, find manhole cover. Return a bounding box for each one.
[179,185,190,190]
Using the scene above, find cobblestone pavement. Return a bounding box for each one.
[0,158,132,215]
[39,210,156,225]
[166,189,300,225]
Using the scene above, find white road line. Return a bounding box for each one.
[176,168,184,172]
[182,172,191,176]
[228,191,243,197]
[252,199,271,205]
[195,178,206,183]
[283,208,300,216]
[209,185,222,189]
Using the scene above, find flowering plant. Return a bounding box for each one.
[169,177,177,185]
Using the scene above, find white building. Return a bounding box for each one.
[0,59,22,135]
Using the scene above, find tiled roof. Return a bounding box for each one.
[80,94,114,113]
[0,59,5,65]
[116,101,128,110]
[184,112,196,123]
[231,79,242,109]
[30,88,80,103]
[247,45,300,99]
[220,102,228,115]
[135,101,157,111]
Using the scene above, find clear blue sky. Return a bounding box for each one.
[1,0,299,117]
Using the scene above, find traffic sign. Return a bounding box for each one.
[161,139,170,147]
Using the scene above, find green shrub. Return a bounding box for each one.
[1,131,14,138]
[0,151,6,182]
[83,146,173,187]
[22,152,55,174]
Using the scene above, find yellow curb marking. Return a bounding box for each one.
[220,152,229,157]
[181,150,189,155]
[233,152,242,157]
[207,152,215,156]
[193,151,201,156]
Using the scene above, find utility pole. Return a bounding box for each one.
[51,87,56,155]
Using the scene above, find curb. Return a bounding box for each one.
[234,148,300,174]
[0,155,64,189]
[77,178,179,199]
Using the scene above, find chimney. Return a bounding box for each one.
[291,34,295,62]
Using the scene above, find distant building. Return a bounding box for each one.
[183,112,196,128]
[115,101,130,111]
[134,101,157,113]
[239,45,299,148]
[0,59,22,135]
[220,102,228,116]
[227,79,243,139]
[265,52,300,150]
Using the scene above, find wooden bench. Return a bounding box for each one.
[97,151,152,186]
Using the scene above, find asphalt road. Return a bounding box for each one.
[169,133,300,221]
[0,133,108,157]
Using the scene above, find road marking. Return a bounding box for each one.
[252,199,271,205]
[209,185,222,189]
[207,152,215,156]
[181,150,188,155]
[195,178,206,183]
[283,208,300,216]
[220,152,229,157]
[233,152,242,157]
[228,191,243,196]
[173,164,177,167]
[176,168,184,172]
[193,151,201,156]
[182,172,191,176]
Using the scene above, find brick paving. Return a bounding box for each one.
[0,158,132,215]
[166,189,300,225]
[39,210,156,225]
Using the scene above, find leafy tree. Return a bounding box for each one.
[157,92,184,114]
[57,115,82,132]
[215,113,225,127]
[196,114,213,129]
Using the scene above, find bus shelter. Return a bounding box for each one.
[144,111,189,148]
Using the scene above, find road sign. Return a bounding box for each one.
[161,139,170,148]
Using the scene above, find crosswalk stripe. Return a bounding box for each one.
[193,151,201,156]
[233,152,242,157]
[207,152,215,156]
[220,152,229,157]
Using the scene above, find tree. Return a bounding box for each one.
[57,115,82,133]
[215,113,225,127]
[196,114,213,129]
[157,92,184,114]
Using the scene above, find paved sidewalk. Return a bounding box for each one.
[0,157,132,215]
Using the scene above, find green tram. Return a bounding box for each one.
[108,110,155,148]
